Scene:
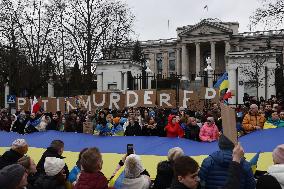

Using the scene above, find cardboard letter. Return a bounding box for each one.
[159,93,172,107]
[41,100,49,111]
[56,98,60,111]
[205,88,217,99]
[126,91,138,107]
[183,90,193,108]
[220,103,238,144]
[109,93,120,109]
[93,94,106,107]
[81,96,91,111]
[144,91,154,105]
[17,98,26,110]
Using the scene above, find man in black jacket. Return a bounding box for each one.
[170,143,245,189]
[0,139,28,169]
[36,140,69,178]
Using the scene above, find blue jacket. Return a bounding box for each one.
[199,150,255,189]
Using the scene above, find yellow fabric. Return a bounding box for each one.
[263,122,277,129]
[0,147,273,179]
[219,80,229,92]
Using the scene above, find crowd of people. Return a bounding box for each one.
[0,95,283,143]
[0,137,284,189]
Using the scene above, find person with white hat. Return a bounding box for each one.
[33,157,66,189]
[0,138,28,169]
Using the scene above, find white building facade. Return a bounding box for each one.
[100,18,284,104]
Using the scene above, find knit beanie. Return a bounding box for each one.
[0,164,26,189]
[113,117,120,124]
[168,147,184,162]
[124,154,144,179]
[218,135,235,151]
[44,157,65,176]
[272,144,284,164]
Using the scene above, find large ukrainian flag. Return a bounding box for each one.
[214,72,229,95]
[1,129,283,179]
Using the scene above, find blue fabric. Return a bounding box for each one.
[199,150,255,189]
[67,165,80,183]
[0,128,284,155]
[213,72,228,88]
[113,170,125,189]
[26,119,41,127]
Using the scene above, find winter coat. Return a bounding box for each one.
[0,149,24,169]
[199,150,255,189]
[184,123,200,141]
[25,118,41,133]
[199,122,219,142]
[121,174,151,189]
[36,147,69,178]
[267,118,284,128]
[242,113,266,133]
[0,119,11,132]
[165,115,184,138]
[153,160,174,189]
[11,118,28,134]
[74,171,109,189]
[257,164,284,189]
[46,120,60,131]
[124,121,142,136]
[33,174,65,189]
[142,125,159,136]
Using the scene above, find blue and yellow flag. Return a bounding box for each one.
[214,72,229,95]
[250,151,261,174]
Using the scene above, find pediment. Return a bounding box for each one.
[179,20,233,37]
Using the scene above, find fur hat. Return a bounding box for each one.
[0,164,26,189]
[168,147,184,162]
[124,154,144,178]
[218,135,235,151]
[272,144,284,164]
[44,157,65,176]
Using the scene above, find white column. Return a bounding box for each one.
[97,73,103,92]
[238,67,244,104]
[195,42,201,78]
[4,81,9,109]
[208,70,213,88]
[228,68,237,104]
[181,44,189,80]
[47,82,54,97]
[210,41,216,69]
[267,67,276,99]
[176,48,181,75]
[225,41,231,71]
[124,72,128,90]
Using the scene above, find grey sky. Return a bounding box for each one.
[125,0,263,41]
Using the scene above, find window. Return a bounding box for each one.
[156,53,163,74]
[108,83,117,90]
[169,52,175,58]
[144,54,150,59]
[169,60,175,73]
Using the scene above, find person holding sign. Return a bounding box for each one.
[242,104,266,134]
[199,117,219,142]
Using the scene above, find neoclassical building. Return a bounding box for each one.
[97,18,284,104]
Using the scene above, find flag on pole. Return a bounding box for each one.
[223,89,232,100]
[204,5,208,11]
[31,96,40,113]
[214,72,229,96]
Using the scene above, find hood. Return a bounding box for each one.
[267,164,284,186]
[167,115,176,127]
[210,150,233,167]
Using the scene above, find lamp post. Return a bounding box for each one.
[204,57,214,88]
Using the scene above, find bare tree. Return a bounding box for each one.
[62,0,135,91]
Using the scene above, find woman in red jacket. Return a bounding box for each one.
[164,115,184,138]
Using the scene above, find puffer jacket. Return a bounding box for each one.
[0,149,23,169]
[242,113,266,133]
[33,174,65,189]
[267,164,284,188]
[165,115,184,138]
[74,171,109,189]
[199,150,255,189]
[199,122,219,142]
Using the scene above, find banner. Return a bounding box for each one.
[16,88,219,112]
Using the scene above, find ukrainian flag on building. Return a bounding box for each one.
[214,72,229,96]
